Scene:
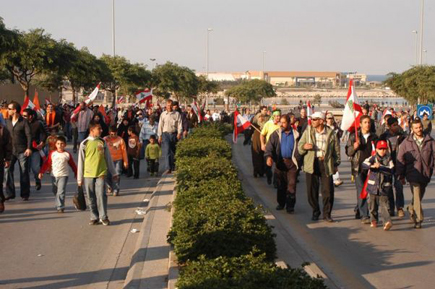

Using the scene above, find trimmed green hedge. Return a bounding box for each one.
[176,137,232,160]
[177,253,327,289]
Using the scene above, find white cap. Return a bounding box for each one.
[311,112,325,119]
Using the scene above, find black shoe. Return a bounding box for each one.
[276,205,285,210]
[355,210,361,219]
[36,181,41,191]
[312,215,320,221]
[0,201,4,213]
[22,197,29,201]
[89,219,99,225]
[4,196,14,201]
[286,207,295,214]
[259,173,264,177]
[73,148,77,154]
[324,216,334,223]
[253,173,258,178]
[414,222,422,229]
[267,176,272,185]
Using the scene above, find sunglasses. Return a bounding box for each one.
[312,118,321,121]
[22,115,28,118]
[7,107,14,110]
[327,118,334,120]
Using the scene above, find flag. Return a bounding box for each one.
[71,105,81,122]
[136,89,153,104]
[98,105,110,124]
[32,91,45,116]
[233,109,252,143]
[340,79,362,132]
[360,141,376,199]
[21,96,35,113]
[307,100,313,126]
[117,96,125,104]
[84,83,100,104]
[192,101,203,123]
[381,108,392,125]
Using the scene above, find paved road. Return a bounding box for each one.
[0,145,159,289]
[233,139,435,289]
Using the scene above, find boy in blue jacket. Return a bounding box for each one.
[362,140,394,231]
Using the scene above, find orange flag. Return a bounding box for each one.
[33,91,41,111]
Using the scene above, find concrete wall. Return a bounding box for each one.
[0,83,60,104]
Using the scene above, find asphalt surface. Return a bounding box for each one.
[233,139,435,289]
[0,145,159,289]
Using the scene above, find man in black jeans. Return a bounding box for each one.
[265,114,300,214]
[0,122,13,213]
[4,101,33,201]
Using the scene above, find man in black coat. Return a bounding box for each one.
[0,122,13,213]
[4,101,33,201]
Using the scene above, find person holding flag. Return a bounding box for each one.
[260,110,281,185]
[345,115,378,223]
[361,140,394,230]
[298,111,340,222]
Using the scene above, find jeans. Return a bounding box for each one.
[140,139,150,160]
[78,132,87,144]
[52,176,68,209]
[84,177,108,221]
[29,152,42,182]
[162,132,177,171]
[128,156,140,178]
[388,175,404,213]
[64,122,72,141]
[275,159,297,209]
[355,174,369,219]
[369,194,391,224]
[5,153,30,199]
[107,160,123,194]
[73,127,78,150]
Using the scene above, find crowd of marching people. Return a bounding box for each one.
[244,101,435,231]
[0,98,230,225]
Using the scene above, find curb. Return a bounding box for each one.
[167,189,178,289]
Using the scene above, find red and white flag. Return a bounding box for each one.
[136,89,153,104]
[340,79,362,133]
[307,100,313,126]
[71,105,82,122]
[84,83,101,104]
[117,96,125,104]
[381,108,392,125]
[21,96,36,113]
[192,101,203,123]
[360,141,376,200]
[233,109,252,143]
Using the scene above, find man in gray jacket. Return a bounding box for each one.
[397,118,435,229]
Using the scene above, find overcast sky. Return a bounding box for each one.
[1,0,433,75]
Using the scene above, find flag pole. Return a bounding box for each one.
[250,123,261,133]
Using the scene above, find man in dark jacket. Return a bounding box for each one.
[379,117,406,217]
[397,118,435,229]
[345,115,378,223]
[4,101,33,201]
[0,123,13,213]
[265,114,299,214]
[24,108,47,191]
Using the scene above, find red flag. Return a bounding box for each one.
[341,79,362,133]
[98,105,110,124]
[136,89,153,104]
[32,91,45,116]
[233,109,252,143]
[71,105,81,122]
[307,100,313,126]
[360,141,376,199]
[21,96,36,113]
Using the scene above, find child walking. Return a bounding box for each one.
[39,136,77,213]
[127,126,141,179]
[145,135,161,176]
[78,122,118,226]
[361,140,394,231]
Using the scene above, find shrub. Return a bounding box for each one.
[177,253,327,289]
[176,155,239,192]
[190,122,232,139]
[176,137,231,160]
[169,194,276,264]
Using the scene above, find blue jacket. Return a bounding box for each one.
[361,154,394,196]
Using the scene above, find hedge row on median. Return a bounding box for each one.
[169,123,326,289]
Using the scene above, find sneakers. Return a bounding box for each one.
[100,218,111,226]
[414,222,422,229]
[113,191,119,197]
[370,221,377,228]
[361,218,371,224]
[397,208,405,219]
[89,219,99,225]
[276,205,284,211]
[383,221,393,231]
[57,209,65,213]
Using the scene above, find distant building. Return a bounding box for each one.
[343,72,368,86]
[264,71,342,88]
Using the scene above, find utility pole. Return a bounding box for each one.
[419,0,424,65]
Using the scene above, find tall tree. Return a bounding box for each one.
[225,79,276,104]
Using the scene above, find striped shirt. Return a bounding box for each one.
[314,128,327,158]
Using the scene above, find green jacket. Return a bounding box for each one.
[297,126,341,176]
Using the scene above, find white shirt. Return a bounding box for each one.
[42,151,76,177]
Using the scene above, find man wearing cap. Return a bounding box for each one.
[379,117,406,217]
[298,111,340,222]
[260,110,281,185]
[346,115,378,223]
[265,114,299,213]
[397,118,435,229]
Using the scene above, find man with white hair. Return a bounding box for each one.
[298,111,341,222]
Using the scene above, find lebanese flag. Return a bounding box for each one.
[71,105,81,122]
[32,91,45,116]
[192,101,203,123]
[360,141,376,199]
[136,89,153,104]
[233,109,252,143]
[340,79,362,132]
[381,109,392,125]
[117,96,125,104]
[84,83,101,104]
[307,100,313,126]
[21,96,36,113]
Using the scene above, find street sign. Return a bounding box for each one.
[417,104,433,120]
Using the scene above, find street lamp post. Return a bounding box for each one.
[206,28,213,109]
[419,0,425,65]
[262,51,266,72]
[423,49,427,64]
[112,0,115,57]
[412,30,418,65]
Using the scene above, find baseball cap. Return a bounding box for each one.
[311,112,325,119]
[376,140,388,149]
